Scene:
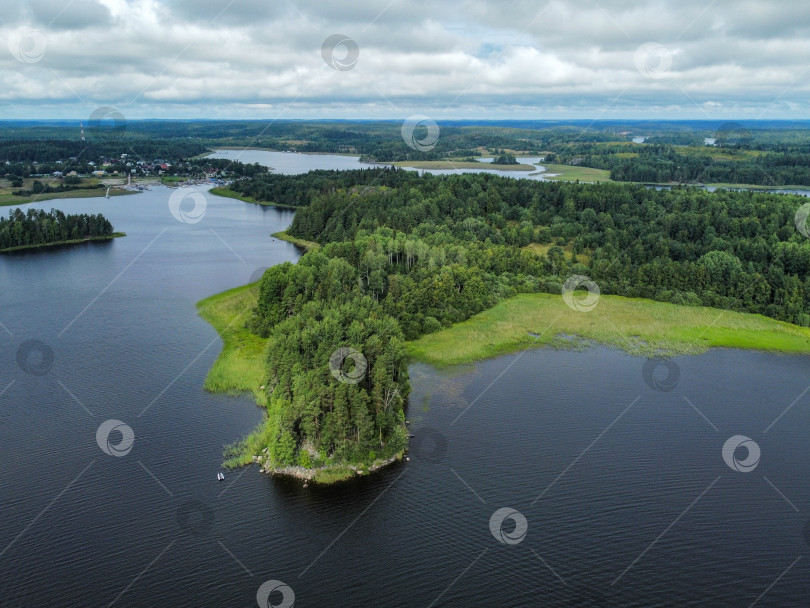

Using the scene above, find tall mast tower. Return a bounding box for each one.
[80,122,85,142]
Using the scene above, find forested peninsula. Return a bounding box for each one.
[205,168,810,482]
[0,208,122,252]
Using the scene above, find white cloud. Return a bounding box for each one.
[0,0,809,118]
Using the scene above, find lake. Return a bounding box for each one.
[1,160,809,606]
[209,149,561,180]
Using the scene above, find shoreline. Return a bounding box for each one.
[255,451,405,484]
[200,283,810,484]
[0,188,137,207]
[406,292,810,367]
[197,282,404,485]
[271,230,319,251]
[209,186,297,209]
[0,232,126,253]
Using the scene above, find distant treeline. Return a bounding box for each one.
[0,139,207,163]
[546,142,810,186]
[0,208,115,250]
[6,120,810,187]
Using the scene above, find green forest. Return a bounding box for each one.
[231,167,810,476]
[0,208,118,251]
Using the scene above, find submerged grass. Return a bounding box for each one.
[196,282,268,405]
[406,292,810,367]
[271,231,320,251]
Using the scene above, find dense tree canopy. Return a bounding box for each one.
[242,167,810,472]
[0,208,116,250]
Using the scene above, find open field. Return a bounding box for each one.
[406,292,810,367]
[535,163,612,182]
[523,241,592,265]
[0,177,136,206]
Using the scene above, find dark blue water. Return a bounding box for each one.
[2,182,810,607]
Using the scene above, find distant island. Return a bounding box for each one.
[0,208,124,253]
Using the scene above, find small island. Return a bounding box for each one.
[0,208,124,253]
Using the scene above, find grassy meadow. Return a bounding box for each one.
[406,292,810,367]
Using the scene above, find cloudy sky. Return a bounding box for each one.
[1,0,809,120]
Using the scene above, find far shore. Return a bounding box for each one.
[0,232,126,253]
[0,188,137,207]
[387,159,536,171]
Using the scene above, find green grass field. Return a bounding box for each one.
[271,231,319,251]
[196,283,269,407]
[535,163,612,182]
[406,292,810,367]
[0,185,134,207]
[523,241,592,266]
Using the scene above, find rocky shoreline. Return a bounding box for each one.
[253,450,404,484]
